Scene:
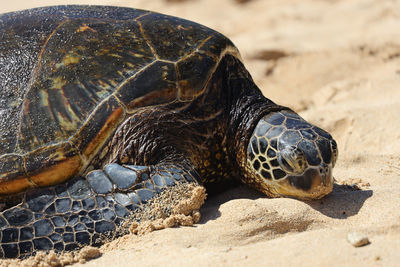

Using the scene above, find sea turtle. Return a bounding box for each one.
[0,5,338,258]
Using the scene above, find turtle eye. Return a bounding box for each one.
[330,139,338,167]
[278,155,293,173]
[277,146,307,174]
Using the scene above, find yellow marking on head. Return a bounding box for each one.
[204,160,210,167]
[215,153,221,160]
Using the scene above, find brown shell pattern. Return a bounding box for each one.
[0,6,238,193]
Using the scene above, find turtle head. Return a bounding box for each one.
[244,110,338,199]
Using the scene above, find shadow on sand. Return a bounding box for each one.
[303,184,373,219]
[199,183,373,223]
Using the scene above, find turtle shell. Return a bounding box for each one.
[0,6,239,194]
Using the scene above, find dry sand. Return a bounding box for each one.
[1,0,400,266]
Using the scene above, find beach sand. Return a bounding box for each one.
[1,0,399,266]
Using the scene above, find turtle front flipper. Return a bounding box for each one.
[0,163,201,258]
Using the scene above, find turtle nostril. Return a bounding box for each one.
[318,163,332,186]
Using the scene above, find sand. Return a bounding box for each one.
[1,0,400,266]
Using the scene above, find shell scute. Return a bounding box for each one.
[115,61,178,110]
[177,52,217,100]
[138,13,216,61]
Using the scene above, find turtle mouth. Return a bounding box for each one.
[273,165,333,199]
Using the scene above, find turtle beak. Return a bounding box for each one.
[274,165,334,199]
